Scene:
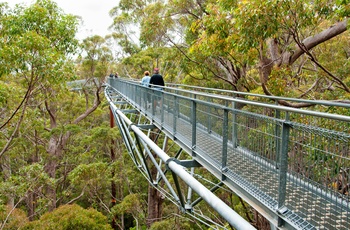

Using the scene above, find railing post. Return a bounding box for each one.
[151,89,156,116]
[222,108,228,180]
[161,90,164,123]
[277,113,290,227]
[275,101,281,168]
[173,95,177,136]
[207,97,212,133]
[135,84,137,105]
[191,97,197,157]
[136,84,139,106]
[232,98,238,148]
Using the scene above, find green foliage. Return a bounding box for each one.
[23,204,112,230]
[0,163,53,201]
[0,0,79,79]
[0,0,348,229]
[78,35,114,78]
[68,163,109,188]
[0,81,10,106]
[336,0,350,18]
[111,194,143,216]
[0,205,29,230]
[149,216,198,230]
[0,0,117,225]
[149,219,175,230]
[139,2,173,47]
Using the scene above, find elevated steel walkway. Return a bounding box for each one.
[104,78,350,230]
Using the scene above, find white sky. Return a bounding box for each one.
[5,0,119,40]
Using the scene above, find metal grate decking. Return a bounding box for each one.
[156,106,348,229]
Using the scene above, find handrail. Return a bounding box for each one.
[119,78,350,122]
[126,78,350,108]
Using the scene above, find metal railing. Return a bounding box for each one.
[107,77,350,229]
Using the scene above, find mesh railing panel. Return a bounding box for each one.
[109,78,350,229]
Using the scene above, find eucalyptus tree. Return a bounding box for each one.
[78,35,115,77]
[109,0,184,80]
[182,0,349,105]
[23,204,113,230]
[0,0,109,224]
[117,0,349,105]
[0,0,80,216]
[109,0,144,57]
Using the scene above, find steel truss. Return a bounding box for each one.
[105,86,256,230]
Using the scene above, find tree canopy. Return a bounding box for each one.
[0,0,349,229]
[110,0,350,106]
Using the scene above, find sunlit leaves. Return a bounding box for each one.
[79,35,114,78]
[24,204,113,230]
[233,0,282,51]
[111,193,145,228]
[111,194,143,215]
[336,0,350,18]
[67,163,111,204]
[0,163,53,200]
[0,205,29,229]
[0,0,78,83]
[68,163,109,186]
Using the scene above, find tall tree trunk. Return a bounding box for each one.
[146,130,163,228]
[45,133,70,211]
[26,129,40,219]
[109,109,118,229]
[26,192,36,221]
[147,181,163,227]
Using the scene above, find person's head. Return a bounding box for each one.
[154,68,159,74]
[115,72,118,76]
[144,71,150,76]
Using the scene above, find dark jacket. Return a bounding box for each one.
[149,74,164,88]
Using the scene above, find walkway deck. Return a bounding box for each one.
[106,78,350,229]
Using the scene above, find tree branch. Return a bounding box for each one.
[73,86,102,124]
[0,89,31,158]
[298,78,320,98]
[67,186,86,204]
[45,100,57,128]
[0,197,25,230]
[0,77,33,130]
[292,32,350,93]
[166,35,234,86]
[290,19,348,64]
[261,83,314,108]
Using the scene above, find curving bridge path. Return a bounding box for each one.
[104,78,350,230]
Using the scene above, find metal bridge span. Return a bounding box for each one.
[104,78,349,230]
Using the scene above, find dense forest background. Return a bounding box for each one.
[0,0,349,229]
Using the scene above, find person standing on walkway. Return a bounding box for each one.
[149,68,165,111]
[141,71,151,107]
[141,71,151,86]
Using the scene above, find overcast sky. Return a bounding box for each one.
[5,0,119,40]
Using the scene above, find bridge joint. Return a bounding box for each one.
[135,124,156,129]
[221,167,229,181]
[276,206,289,215]
[121,109,138,114]
[165,158,202,170]
[114,100,127,104]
